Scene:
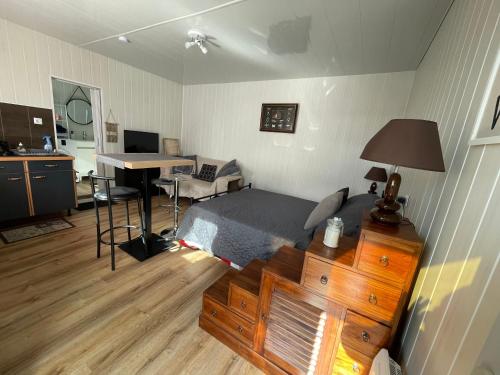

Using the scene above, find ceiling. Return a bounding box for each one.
[0,0,454,84]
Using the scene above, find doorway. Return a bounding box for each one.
[51,78,103,202]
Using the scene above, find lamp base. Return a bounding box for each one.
[370,198,402,225]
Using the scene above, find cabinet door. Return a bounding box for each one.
[0,173,30,221]
[30,171,76,215]
[256,273,343,375]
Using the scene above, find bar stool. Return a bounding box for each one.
[88,171,145,271]
[152,177,175,212]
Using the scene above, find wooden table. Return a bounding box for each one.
[96,153,195,260]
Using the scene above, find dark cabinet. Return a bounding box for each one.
[0,172,30,221]
[0,158,76,222]
[29,171,75,215]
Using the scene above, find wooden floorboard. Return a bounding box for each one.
[0,197,263,375]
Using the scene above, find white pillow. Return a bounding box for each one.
[304,191,344,230]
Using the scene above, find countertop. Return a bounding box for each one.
[0,154,75,161]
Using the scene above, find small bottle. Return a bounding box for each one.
[17,142,26,153]
[323,217,344,248]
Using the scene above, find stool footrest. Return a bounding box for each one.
[99,225,144,246]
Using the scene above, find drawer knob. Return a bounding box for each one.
[369,293,378,305]
[237,325,244,334]
[44,164,58,168]
[32,175,47,180]
[7,177,22,181]
[210,309,217,317]
[261,313,267,322]
[240,300,246,309]
[361,330,370,342]
[379,255,389,267]
[320,275,328,285]
[352,362,360,373]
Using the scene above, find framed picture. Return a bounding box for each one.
[260,103,298,133]
[470,53,500,146]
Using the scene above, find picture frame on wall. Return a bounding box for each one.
[260,103,299,133]
[470,52,500,146]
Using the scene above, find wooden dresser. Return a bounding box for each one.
[200,215,423,374]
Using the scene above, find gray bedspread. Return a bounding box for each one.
[177,189,316,266]
[177,188,378,267]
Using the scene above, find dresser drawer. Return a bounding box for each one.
[342,311,391,357]
[303,257,402,324]
[358,238,414,284]
[0,161,24,173]
[203,296,254,347]
[333,343,372,375]
[229,283,259,322]
[28,160,73,172]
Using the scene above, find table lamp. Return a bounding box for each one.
[364,167,388,195]
[360,119,445,225]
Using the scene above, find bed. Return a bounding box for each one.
[177,188,378,267]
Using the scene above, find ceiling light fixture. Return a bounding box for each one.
[185,30,209,54]
[118,35,130,43]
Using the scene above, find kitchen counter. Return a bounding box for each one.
[0,154,75,161]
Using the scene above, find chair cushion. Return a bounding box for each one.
[94,186,140,201]
[194,164,217,182]
[152,178,174,186]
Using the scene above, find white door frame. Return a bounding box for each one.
[48,75,105,155]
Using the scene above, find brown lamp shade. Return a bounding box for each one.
[360,119,445,172]
[364,167,388,182]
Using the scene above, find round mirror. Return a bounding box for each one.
[66,98,92,125]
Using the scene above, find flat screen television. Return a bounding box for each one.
[124,130,159,153]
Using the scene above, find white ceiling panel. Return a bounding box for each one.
[0,0,454,84]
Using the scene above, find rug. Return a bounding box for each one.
[0,218,74,244]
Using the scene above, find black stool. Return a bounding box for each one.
[88,171,145,271]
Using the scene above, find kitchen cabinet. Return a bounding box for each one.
[0,157,76,222]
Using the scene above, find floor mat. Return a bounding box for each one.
[0,218,74,244]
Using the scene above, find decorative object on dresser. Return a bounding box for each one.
[360,119,445,225]
[364,167,387,195]
[260,103,298,133]
[199,212,423,374]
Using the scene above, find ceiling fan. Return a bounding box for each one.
[185,30,219,54]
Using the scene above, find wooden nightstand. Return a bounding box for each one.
[200,214,423,374]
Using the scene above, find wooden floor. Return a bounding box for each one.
[0,197,262,375]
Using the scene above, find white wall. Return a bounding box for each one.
[398,0,500,374]
[0,17,183,154]
[182,72,415,201]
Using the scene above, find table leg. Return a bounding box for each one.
[119,167,168,261]
[142,168,153,252]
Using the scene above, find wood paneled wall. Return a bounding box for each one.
[182,71,415,201]
[0,17,182,154]
[398,0,500,374]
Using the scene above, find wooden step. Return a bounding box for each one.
[203,268,238,306]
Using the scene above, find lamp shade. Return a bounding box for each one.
[364,167,387,182]
[360,119,445,172]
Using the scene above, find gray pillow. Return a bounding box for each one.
[172,155,196,174]
[304,191,344,230]
[216,159,240,178]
